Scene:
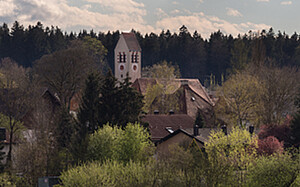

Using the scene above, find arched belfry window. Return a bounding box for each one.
[118,52,126,63]
[131,52,138,63]
[123,52,126,62]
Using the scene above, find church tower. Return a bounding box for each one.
[114,32,141,83]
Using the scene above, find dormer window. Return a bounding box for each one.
[165,127,174,133]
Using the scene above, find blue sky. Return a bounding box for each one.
[0,0,298,38]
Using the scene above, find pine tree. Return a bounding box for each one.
[98,71,144,128]
[118,75,143,128]
[71,73,101,163]
[291,91,300,147]
[98,70,121,127]
[77,73,101,133]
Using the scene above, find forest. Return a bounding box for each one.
[1,21,300,83]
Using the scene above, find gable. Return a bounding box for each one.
[122,32,141,51]
[115,34,129,52]
[142,114,195,142]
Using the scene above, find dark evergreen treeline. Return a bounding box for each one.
[1,21,300,82]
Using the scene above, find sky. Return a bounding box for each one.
[0,0,299,38]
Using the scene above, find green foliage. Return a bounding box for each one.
[230,39,249,74]
[206,127,258,170]
[98,71,143,127]
[205,127,258,185]
[56,109,75,149]
[87,124,120,162]
[0,113,24,141]
[115,123,153,163]
[118,76,144,128]
[0,173,16,187]
[216,72,264,127]
[57,160,157,187]
[77,73,101,133]
[143,61,181,114]
[246,153,299,186]
[98,70,120,127]
[88,123,154,163]
[72,73,102,163]
[291,91,300,146]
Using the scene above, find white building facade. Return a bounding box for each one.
[114,32,141,83]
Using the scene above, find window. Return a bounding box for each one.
[165,127,174,133]
[131,52,138,63]
[118,52,126,63]
[123,52,126,62]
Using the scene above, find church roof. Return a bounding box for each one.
[122,32,141,51]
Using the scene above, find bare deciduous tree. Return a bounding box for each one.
[0,57,32,165]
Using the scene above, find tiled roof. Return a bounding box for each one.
[142,114,195,141]
[131,78,157,95]
[157,128,205,145]
[122,32,141,51]
[132,78,214,106]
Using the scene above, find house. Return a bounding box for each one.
[135,78,215,125]
[156,125,258,155]
[156,128,205,155]
[114,32,142,83]
[0,87,61,164]
[142,113,195,143]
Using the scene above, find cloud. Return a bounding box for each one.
[0,0,18,17]
[86,0,145,15]
[155,8,168,18]
[0,0,270,38]
[172,1,179,5]
[155,12,270,38]
[81,4,92,10]
[281,1,292,5]
[170,9,180,14]
[257,0,269,2]
[226,8,242,17]
[1,0,153,34]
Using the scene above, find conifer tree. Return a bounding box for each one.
[291,91,300,146]
[98,71,143,128]
[98,70,120,127]
[77,73,101,133]
[71,73,101,163]
[118,75,143,128]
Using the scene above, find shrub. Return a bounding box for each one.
[246,153,298,186]
[257,136,284,155]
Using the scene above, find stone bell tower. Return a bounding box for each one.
[114,32,141,82]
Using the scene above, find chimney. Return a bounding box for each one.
[249,125,254,135]
[154,110,159,115]
[221,125,227,135]
[194,125,199,136]
[169,110,174,115]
